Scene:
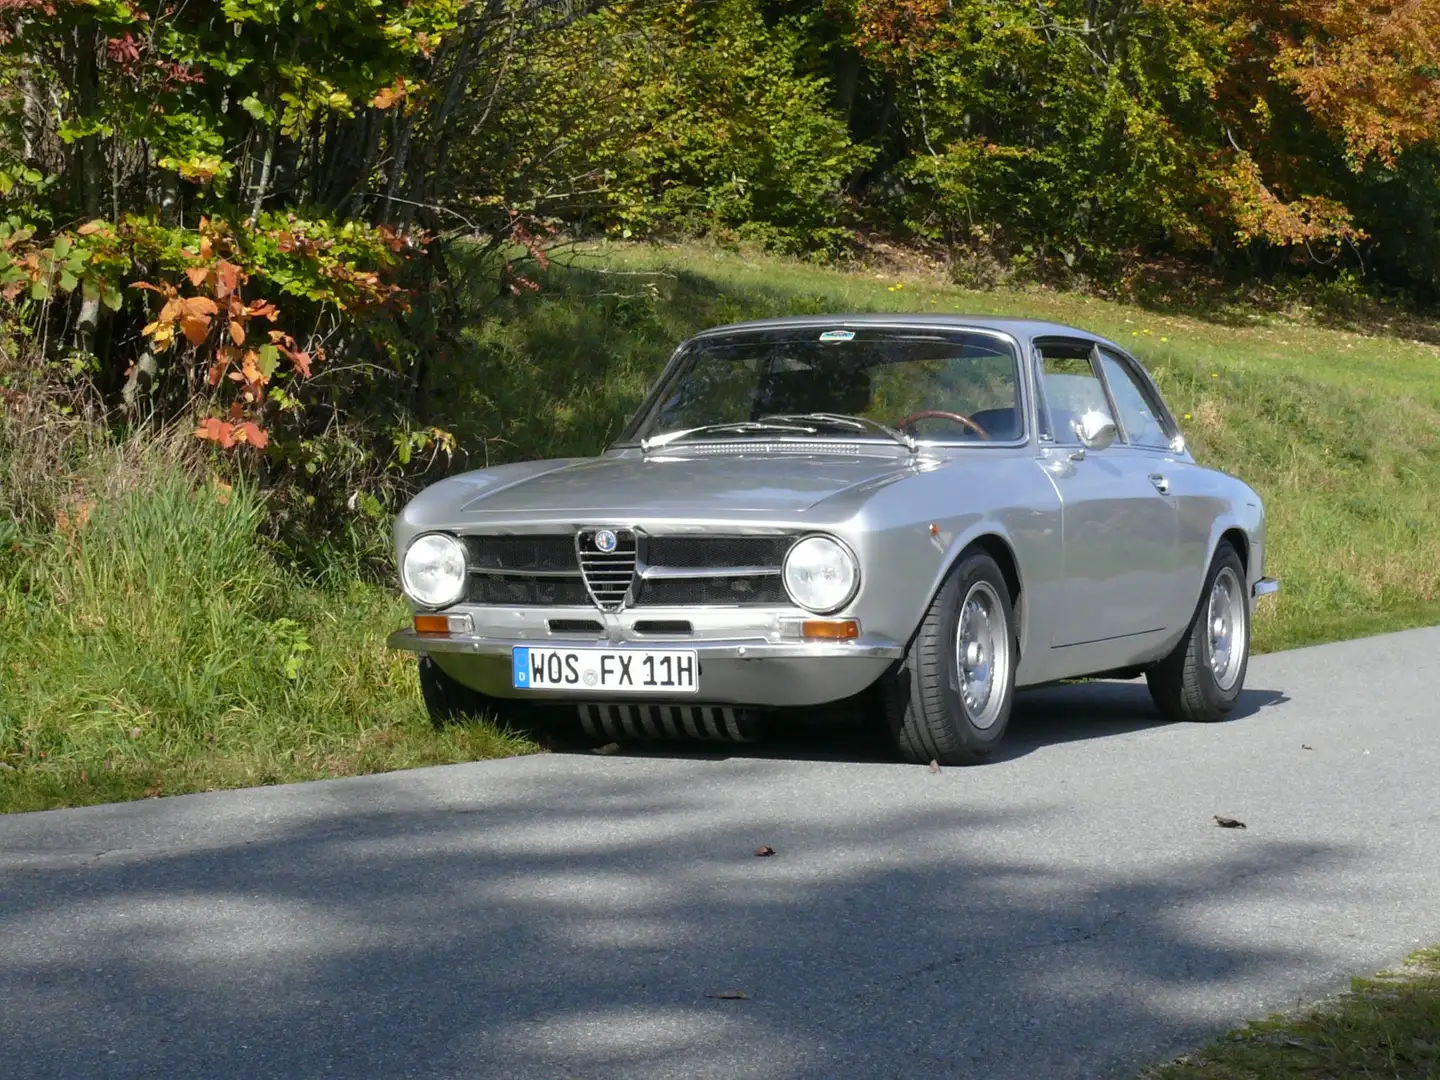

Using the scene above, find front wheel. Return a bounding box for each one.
[883,549,1017,765]
[1146,542,1250,723]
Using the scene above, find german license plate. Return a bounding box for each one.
[511,647,698,694]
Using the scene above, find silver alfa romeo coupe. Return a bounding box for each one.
[388,316,1278,764]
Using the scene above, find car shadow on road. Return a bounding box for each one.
[553,680,1291,766]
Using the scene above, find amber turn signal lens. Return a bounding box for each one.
[413,615,450,634]
[801,619,860,641]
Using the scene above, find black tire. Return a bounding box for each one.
[1146,541,1249,723]
[418,655,493,729]
[882,548,1018,766]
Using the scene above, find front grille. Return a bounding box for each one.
[468,574,590,607]
[577,528,638,612]
[636,575,789,607]
[645,536,795,569]
[457,531,797,610]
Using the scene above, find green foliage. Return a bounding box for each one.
[599,0,872,253]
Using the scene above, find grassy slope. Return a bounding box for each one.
[445,242,1440,654]
[3,240,1438,812]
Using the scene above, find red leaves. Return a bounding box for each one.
[105,32,142,70]
[194,417,268,450]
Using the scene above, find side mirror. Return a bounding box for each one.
[1073,410,1118,452]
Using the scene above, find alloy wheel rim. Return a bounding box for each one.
[1207,566,1246,691]
[956,581,1010,730]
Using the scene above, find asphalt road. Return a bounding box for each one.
[3,628,1439,1080]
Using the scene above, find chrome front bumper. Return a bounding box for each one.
[387,629,904,707]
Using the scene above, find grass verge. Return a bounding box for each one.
[1143,946,1440,1079]
[0,451,536,814]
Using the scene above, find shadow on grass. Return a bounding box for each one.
[0,750,1346,1080]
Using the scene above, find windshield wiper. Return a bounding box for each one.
[762,412,917,454]
[640,420,819,452]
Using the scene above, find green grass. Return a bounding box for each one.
[0,455,535,814]
[1143,946,1440,1079]
[444,241,1440,654]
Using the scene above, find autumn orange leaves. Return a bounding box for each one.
[130,224,321,453]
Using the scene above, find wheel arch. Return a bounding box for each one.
[942,530,1026,658]
[1218,526,1249,573]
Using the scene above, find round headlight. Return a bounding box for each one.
[783,535,859,613]
[401,533,467,608]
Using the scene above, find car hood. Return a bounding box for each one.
[455,452,917,517]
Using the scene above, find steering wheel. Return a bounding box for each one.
[897,410,989,440]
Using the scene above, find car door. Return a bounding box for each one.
[1095,345,1217,629]
[1035,339,1179,647]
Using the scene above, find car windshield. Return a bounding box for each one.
[624,327,1023,448]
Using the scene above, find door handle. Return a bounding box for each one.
[1148,473,1170,494]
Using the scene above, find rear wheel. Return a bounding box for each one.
[1146,541,1249,723]
[883,549,1017,765]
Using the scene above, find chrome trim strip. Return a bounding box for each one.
[470,567,584,579]
[388,628,904,660]
[640,565,778,580]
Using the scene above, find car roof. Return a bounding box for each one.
[688,314,1120,350]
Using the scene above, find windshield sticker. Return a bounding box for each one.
[818,329,855,342]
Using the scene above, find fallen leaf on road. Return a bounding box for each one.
[1213,815,1247,829]
[754,845,776,857]
[707,991,749,1000]
[928,759,940,773]
[592,742,620,755]
[1301,744,1313,750]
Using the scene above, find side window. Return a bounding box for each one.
[1098,350,1171,450]
[1037,348,1112,445]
